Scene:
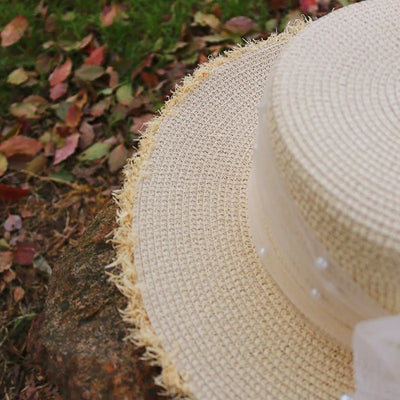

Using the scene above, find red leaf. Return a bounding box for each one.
[49,57,72,87]
[140,71,158,87]
[224,16,257,34]
[1,15,28,47]
[53,133,80,165]
[65,104,82,128]
[49,82,68,101]
[0,184,30,201]
[0,136,42,158]
[300,0,318,13]
[84,45,106,66]
[14,242,37,266]
[100,5,117,27]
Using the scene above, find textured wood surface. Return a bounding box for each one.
[38,202,165,400]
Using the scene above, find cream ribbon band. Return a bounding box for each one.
[248,78,400,399]
[247,78,388,350]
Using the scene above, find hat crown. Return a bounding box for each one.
[264,0,400,313]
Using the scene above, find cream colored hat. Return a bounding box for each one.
[112,0,400,399]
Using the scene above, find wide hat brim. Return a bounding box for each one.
[112,13,357,400]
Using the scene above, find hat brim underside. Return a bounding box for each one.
[112,21,353,400]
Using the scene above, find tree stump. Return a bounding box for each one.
[36,202,165,400]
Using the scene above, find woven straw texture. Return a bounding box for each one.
[267,0,400,313]
[109,14,368,400]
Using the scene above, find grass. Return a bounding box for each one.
[0,0,296,115]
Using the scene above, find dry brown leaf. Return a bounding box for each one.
[13,286,25,302]
[0,136,42,158]
[0,251,13,272]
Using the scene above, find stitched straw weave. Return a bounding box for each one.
[267,0,400,313]
[111,1,400,398]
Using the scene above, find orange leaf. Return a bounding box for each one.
[0,136,42,158]
[84,45,106,66]
[49,57,72,87]
[1,15,28,47]
[49,82,68,101]
[65,104,82,128]
[13,286,25,302]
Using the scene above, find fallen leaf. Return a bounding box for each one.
[3,269,16,283]
[13,286,25,302]
[53,133,80,165]
[33,255,52,276]
[4,214,22,231]
[130,113,153,134]
[7,67,29,85]
[300,0,318,13]
[0,251,13,272]
[224,16,257,34]
[45,13,57,32]
[49,82,68,101]
[49,57,72,87]
[84,45,106,66]
[23,95,47,107]
[106,66,119,88]
[100,5,116,27]
[49,169,74,183]
[269,0,290,10]
[100,4,125,27]
[212,4,222,18]
[0,153,7,176]
[79,121,95,149]
[194,12,220,30]
[90,98,110,117]
[9,103,37,119]
[14,242,37,265]
[74,65,104,81]
[108,144,128,172]
[66,90,87,109]
[1,15,28,47]
[0,136,42,158]
[35,53,53,74]
[140,71,158,87]
[78,142,111,162]
[0,184,30,201]
[116,84,133,105]
[79,33,93,49]
[65,104,82,128]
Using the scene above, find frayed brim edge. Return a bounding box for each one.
[107,17,311,400]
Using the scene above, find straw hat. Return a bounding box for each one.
[112,0,400,399]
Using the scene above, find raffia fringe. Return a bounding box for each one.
[107,17,311,400]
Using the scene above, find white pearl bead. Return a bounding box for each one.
[253,142,258,151]
[340,395,353,400]
[310,288,320,299]
[258,247,266,257]
[315,256,328,270]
